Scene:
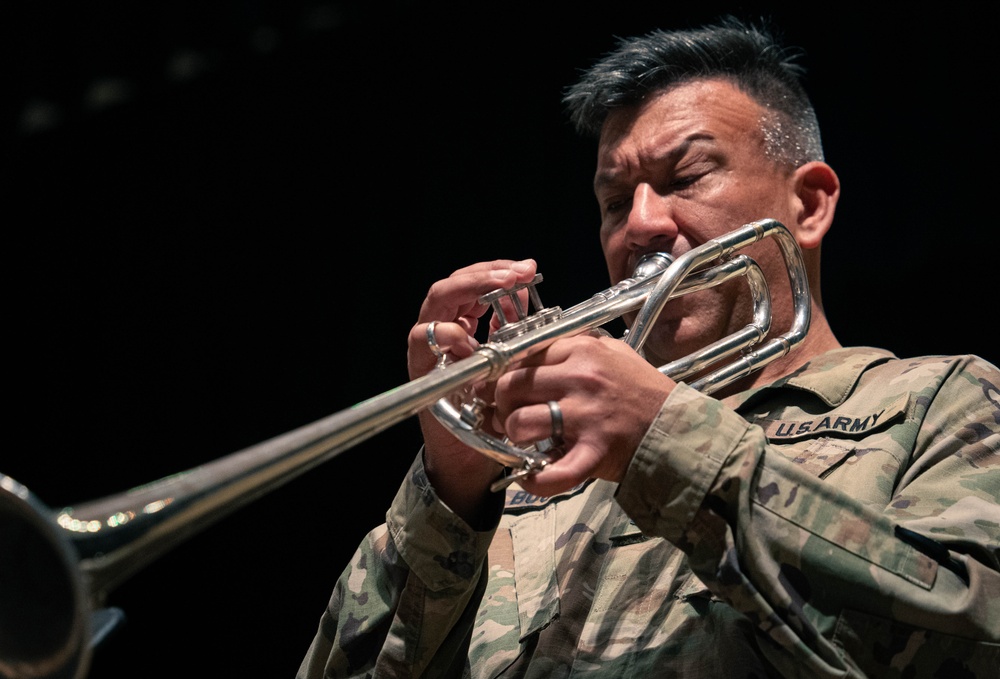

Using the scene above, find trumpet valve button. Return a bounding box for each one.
[479,274,544,326]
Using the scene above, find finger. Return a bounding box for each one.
[515,442,602,497]
[491,341,572,412]
[418,259,537,330]
[520,432,604,497]
[432,320,480,357]
[407,321,479,377]
[498,401,565,447]
[446,258,535,279]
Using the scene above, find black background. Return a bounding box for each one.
[4,2,996,677]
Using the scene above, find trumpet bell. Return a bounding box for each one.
[1,474,89,679]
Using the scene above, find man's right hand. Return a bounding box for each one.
[407,258,538,525]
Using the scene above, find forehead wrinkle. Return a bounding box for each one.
[593,133,715,194]
[593,80,770,191]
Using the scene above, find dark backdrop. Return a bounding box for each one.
[4,2,996,677]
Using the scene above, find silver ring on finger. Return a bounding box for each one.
[426,321,447,367]
[547,400,564,445]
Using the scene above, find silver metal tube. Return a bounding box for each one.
[0,218,810,679]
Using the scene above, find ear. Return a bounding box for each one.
[791,161,840,249]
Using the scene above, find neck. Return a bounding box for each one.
[713,303,841,399]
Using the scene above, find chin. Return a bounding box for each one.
[644,313,734,365]
[637,322,696,364]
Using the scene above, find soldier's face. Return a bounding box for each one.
[595,79,800,365]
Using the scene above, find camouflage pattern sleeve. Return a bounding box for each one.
[297,451,502,678]
[616,353,1000,678]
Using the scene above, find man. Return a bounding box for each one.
[298,18,1000,678]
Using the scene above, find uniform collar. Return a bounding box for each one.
[725,346,897,411]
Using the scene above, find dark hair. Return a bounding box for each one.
[563,17,824,166]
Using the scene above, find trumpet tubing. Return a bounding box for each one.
[0,218,809,679]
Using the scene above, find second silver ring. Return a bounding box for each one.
[426,321,445,359]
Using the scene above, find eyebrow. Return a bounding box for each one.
[593,134,714,193]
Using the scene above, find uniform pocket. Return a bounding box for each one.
[833,607,1000,678]
[508,508,560,639]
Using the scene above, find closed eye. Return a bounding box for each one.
[604,196,632,214]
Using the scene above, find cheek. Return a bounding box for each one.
[599,232,629,282]
[675,280,745,326]
[598,221,618,252]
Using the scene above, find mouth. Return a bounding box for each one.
[628,249,674,277]
[627,252,675,282]
[627,241,697,277]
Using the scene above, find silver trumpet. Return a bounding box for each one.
[0,218,809,679]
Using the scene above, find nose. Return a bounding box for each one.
[624,183,679,251]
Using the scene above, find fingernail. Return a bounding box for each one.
[512,259,533,273]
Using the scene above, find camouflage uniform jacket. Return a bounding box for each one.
[298,347,1000,678]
